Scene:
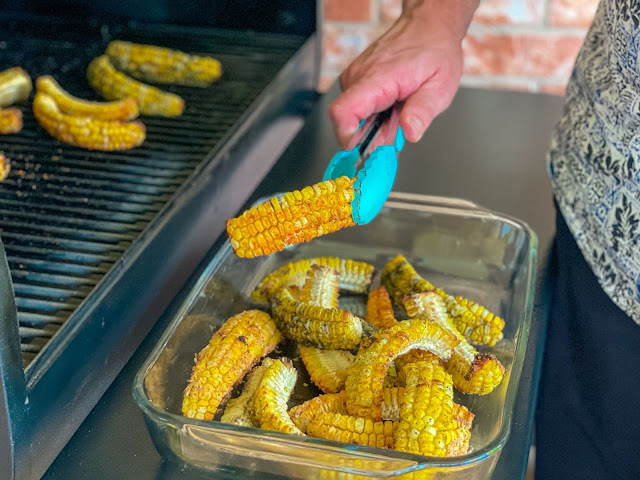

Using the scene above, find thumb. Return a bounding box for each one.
[400,80,456,142]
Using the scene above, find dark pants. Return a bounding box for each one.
[535,207,640,480]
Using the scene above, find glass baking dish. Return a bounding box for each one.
[133,192,538,479]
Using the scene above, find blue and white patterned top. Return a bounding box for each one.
[548,0,640,324]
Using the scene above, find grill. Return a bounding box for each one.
[0,15,304,369]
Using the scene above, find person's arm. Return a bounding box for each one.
[329,0,480,147]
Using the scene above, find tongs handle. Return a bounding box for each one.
[348,106,395,157]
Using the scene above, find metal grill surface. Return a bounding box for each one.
[0,15,303,368]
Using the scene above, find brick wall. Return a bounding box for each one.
[321,0,600,95]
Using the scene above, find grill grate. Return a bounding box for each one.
[0,15,304,368]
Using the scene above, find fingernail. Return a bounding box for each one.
[407,116,423,141]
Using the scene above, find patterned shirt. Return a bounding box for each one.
[548,0,640,324]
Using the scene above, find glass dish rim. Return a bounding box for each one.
[132,191,539,475]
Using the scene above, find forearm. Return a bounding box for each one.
[402,0,480,43]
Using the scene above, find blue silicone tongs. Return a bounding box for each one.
[323,106,405,225]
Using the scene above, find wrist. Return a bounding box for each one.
[401,0,479,44]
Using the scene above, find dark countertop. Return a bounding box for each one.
[42,85,563,480]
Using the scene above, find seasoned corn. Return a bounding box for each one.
[0,67,32,107]
[32,92,146,151]
[300,264,340,309]
[254,357,303,435]
[307,412,398,449]
[221,358,275,427]
[106,40,222,87]
[182,310,281,420]
[87,55,185,117]
[394,350,444,386]
[0,108,22,134]
[271,287,362,349]
[299,345,354,394]
[365,286,397,330]
[226,177,357,258]
[289,391,348,433]
[36,75,139,120]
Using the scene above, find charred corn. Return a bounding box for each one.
[182,310,281,420]
[227,177,357,258]
[0,108,22,134]
[345,319,459,421]
[271,287,362,349]
[87,55,184,117]
[253,257,374,305]
[300,264,340,308]
[365,286,396,330]
[299,345,354,394]
[289,391,348,433]
[404,292,505,395]
[254,357,303,435]
[33,92,146,151]
[395,350,444,386]
[307,412,398,449]
[106,40,222,87]
[382,255,505,347]
[36,75,139,120]
[221,358,275,427]
[452,403,474,430]
[0,67,32,107]
[0,154,10,181]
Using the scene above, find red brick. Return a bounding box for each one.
[462,32,585,77]
[321,23,390,73]
[472,0,544,25]
[549,0,599,27]
[324,0,372,22]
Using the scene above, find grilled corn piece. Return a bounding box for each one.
[300,264,340,308]
[182,310,281,420]
[394,362,456,457]
[0,67,32,107]
[32,92,146,151]
[36,75,139,120]
[289,391,348,433]
[0,154,10,181]
[382,255,505,347]
[299,346,354,394]
[227,177,357,258]
[308,412,398,449]
[87,55,184,117]
[106,40,222,87]
[0,108,22,134]
[221,358,275,427]
[345,319,459,421]
[271,287,362,349]
[404,292,505,395]
[452,403,474,430]
[365,286,396,330]
[395,350,444,386]
[254,357,303,435]
[253,257,374,305]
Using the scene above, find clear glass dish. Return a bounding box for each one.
[133,192,538,479]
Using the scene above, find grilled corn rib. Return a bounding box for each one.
[253,257,374,305]
[289,391,348,433]
[0,67,32,107]
[404,292,505,395]
[300,264,340,309]
[365,286,397,330]
[299,346,354,394]
[0,109,22,134]
[221,358,275,427]
[226,177,357,258]
[32,92,146,151]
[308,412,398,449]
[87,55,185,117]
[254,358,303,435]
[106,40,222,87]
[271,287,362,350]
[36,75,139,121]
[345,319,459,421]
[382,255,505,347]
[394,350,444,386]
[182,310,281,421]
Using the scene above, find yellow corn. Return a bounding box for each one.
[452,403,474,430]
[380,386,405,421]
[0,108,22,134]
[254,357,303,435]
[182,310,282,420]
[394,350,444,386]
[299,346,354,394]
[300,264,340,309]
[87,55,184,117]
[106,40,222,87]
[394,362,456,457]
[365,286,396,330]
[252,257,374,305]
[0,154,10,181]
[307,412,398,449]
[404,292,505,395]
[271,287,362,349]
[0,67,32,107]
[36,75,139,121]
[382,255,505,347]
[227,177,357,258]
[345,319,459,421]
[32,92,146,151]
[289,391,348,433]
[221,358,275,427]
